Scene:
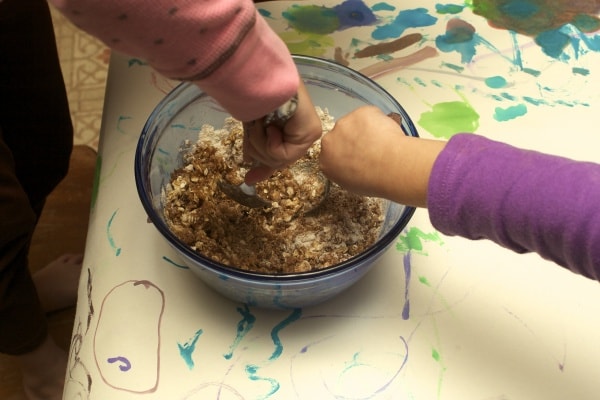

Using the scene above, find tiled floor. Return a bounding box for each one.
[0,7,106,399]
[50,5,109,151]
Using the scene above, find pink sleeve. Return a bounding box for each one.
[49,0,298,121]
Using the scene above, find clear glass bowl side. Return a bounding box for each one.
[135,56,418,283]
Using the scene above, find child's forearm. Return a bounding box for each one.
[382,136,446,208]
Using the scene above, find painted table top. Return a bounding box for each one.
[64,1,600,399]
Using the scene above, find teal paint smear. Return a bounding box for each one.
[396,227,444,254]
[245,364,280,399]
[572,13,600,33]
[471,0,600,60]
[501,92,517,101]
[500,0,539,19]
[177,329,203,370]
[116,115,132,134]
[341,352,367,375]
[441,62,464,72]
[224,305,256,360]
[107,209,121,256]
[494,104,528,121]
[414,77,427,87]
[509,31,524,70]
[127,58,147,67]
[435,3,464,15]
[535,28,571,58]
[258,8,272,18]
[523,67,541,77]
[572,67,590,76]
[269,309,302,361]
[162,255,189,269]
[435,19,478,63]
[372,8,437,40]
[419,100,480,139]
[485,75,507,88]
[523,96,548,106]
[372,2,395,12]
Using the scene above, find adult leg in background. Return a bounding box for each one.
[0,0,79,398]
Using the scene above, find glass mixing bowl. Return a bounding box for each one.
[135,55,418,309]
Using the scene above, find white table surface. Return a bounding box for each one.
[64,1,600,399]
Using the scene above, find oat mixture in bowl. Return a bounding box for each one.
[135,55,418,309]
[163,108,385,275]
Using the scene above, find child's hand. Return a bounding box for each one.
[319,106,445,207]
[243,79,322,184]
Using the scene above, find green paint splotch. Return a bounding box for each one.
[419,101,480,138]
[436,3,465,14]
[279,30,334,57]
[282,1,376,34]
[397,227,444,255]
[283,5,339,34]
[279,1,376,56]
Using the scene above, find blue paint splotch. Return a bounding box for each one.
[372,8,437,40]
[333,0,377,30]
[224,304,256,360]
[494,103,528,121]
[177,329,203,370]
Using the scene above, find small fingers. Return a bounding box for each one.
[244,164,275,185]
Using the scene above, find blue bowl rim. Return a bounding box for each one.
[135,54,418,282]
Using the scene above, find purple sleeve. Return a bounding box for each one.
[427,133,600,279]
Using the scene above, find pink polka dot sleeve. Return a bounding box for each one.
[49,0,298,121]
